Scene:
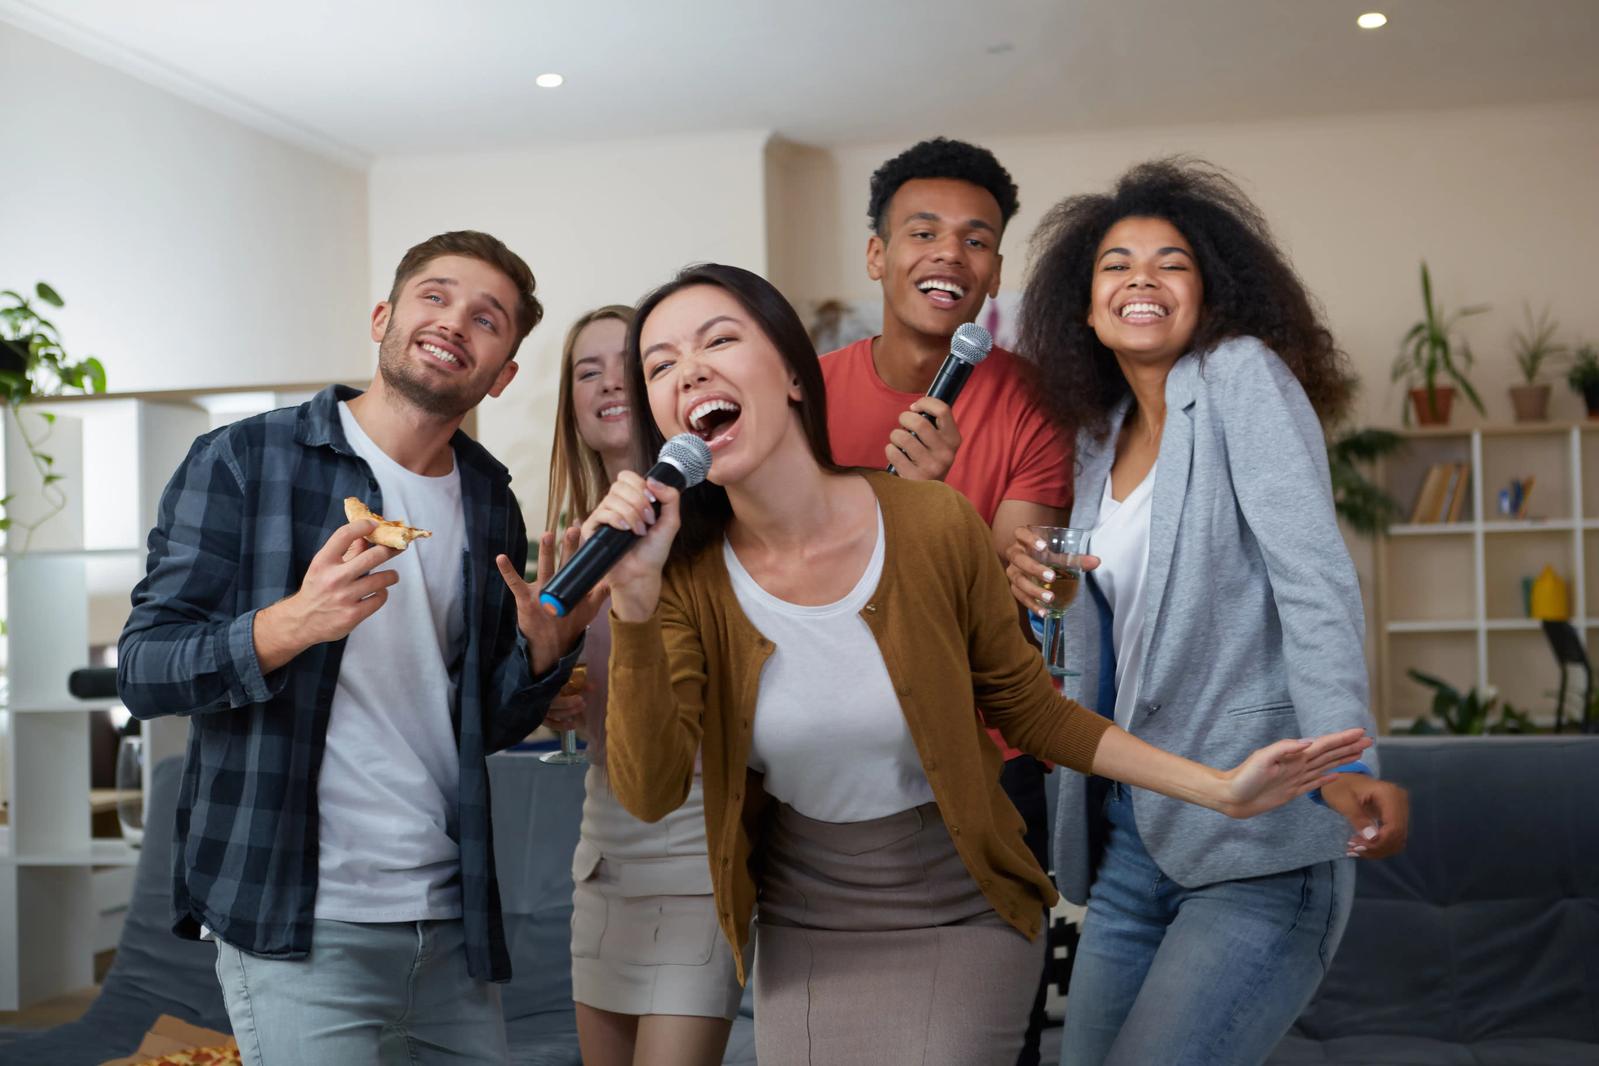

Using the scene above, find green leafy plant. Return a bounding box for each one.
[1512,304,1565,385]
[1390,262,1488,424]
[0,282,108,548]
[1404,670,1536,735]
[1327,427,1405,536]
[1568,343,1599,393]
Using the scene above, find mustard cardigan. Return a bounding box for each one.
[605,471,1113,984]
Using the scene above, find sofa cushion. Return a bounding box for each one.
[1278,736,1599,1062]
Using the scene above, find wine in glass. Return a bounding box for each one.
[1028,526,1091,679]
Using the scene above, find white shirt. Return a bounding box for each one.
[725,505,935,823]
[314,402,467,921]
[1092,465,1156,731]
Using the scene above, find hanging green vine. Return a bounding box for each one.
[0,282,107,550]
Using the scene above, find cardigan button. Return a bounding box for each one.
[949,825,961,836]
[864,603,878,613]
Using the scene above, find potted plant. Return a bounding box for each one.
[1509,304,1564,422]
[0,282,108,548]
[1390,262,1487,426]
[1569,342,1599,419]
[1327,427,1405,535]
[1404,671,1535,735]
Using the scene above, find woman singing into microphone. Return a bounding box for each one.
[587,263,1370,1066]
[540,305,744,1066]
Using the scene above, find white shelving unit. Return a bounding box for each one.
[1374,421,1595,730]
[0,385,325,1010]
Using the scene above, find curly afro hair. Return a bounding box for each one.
[867,138,1020,237]
[1018,157,1354,442]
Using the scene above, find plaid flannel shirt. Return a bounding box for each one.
[116,384,573,982]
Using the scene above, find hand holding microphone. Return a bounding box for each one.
[887,322,992,480]
[544,433,714,623]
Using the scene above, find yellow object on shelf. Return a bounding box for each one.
[1529,565,1570,621]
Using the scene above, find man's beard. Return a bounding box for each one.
[377,323,477,419]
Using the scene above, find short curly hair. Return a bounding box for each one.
[867,138,1020,236]
[1019,157,1354,441]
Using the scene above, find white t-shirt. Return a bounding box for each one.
[313,402,467,921]
[726,505,935,823]
[1092,465,1156,731]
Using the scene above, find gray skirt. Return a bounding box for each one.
[755,801,1043,1066]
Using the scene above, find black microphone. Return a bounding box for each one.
[539,433,713,617]
[887,321,993,475]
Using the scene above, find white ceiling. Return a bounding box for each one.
[6,0,1599,165]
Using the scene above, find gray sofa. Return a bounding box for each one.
[1269,736,1599,1065]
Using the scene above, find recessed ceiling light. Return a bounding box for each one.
[536,73,564,89]
[1357,12,1388,29]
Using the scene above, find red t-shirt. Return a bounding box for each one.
[821,337,1073,760]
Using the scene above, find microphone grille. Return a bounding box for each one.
[659,433,714,488]
[950,322,993,366]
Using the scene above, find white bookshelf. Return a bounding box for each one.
[0,386,324,1010]
[1374,422,1595,730]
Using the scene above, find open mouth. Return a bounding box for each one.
[1117,301,1169,324]
[597,404,629,421]
[686,397,743,449]
[916,277,966,310]
[417,338,467,369]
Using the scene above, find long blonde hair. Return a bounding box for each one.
[545,304,636,533]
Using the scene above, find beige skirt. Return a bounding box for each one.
[755,801,1043,1066]
[570,766,744,1019]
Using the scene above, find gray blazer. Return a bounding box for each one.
[1052,336,1377,904]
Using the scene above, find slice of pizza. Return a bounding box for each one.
[344,497,432,550]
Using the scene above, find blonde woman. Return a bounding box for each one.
[543,305,743,1066]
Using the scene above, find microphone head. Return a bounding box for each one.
[659,433,714,488]
[950,322,993,366]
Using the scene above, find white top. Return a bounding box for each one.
[725,505,935,823]
[1092,465,1157,731]
[314,402,467,921]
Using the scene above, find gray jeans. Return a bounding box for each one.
[213,918,508,1065]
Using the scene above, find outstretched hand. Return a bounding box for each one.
[1220,728,1374,819]
[496,524,605,677]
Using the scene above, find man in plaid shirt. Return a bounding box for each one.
[117,231,600,1065]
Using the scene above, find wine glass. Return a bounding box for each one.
[1028,525,1091,679]
[540,663,589,766]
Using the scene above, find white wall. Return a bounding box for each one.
[773,99,1599,430]
[368,130,771,528]
[0,21,370,395]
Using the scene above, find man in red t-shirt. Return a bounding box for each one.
[820,138,1069,1065]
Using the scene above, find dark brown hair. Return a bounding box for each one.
[624,263,843,563]
[388,230,544,354]
[545,304,635,534]
[1018,158,1354,441]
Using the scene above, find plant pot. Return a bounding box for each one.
[1583,384,1599,419]
[0,337,26,375]
[1409,386,1455,426]
[1509,383,1551,422]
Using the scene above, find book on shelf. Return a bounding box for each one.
[1408,462,1469,524]
[1446,463,1470,523]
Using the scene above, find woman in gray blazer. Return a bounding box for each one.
[1004,159,1409,1066]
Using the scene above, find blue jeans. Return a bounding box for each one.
[1061,784,1354,1066]
[213,918,508,1065]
